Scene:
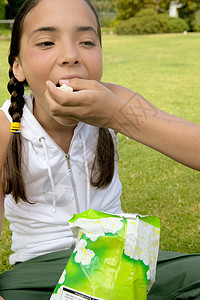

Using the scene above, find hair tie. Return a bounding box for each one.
[10,122,21,133]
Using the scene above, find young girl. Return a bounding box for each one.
[0,0,123,299]
[1,1,199,300]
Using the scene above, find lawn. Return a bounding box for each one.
[0,32,200,273]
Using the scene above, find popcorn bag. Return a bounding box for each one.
[50,209,160,300]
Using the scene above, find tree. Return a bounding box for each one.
[90,0,115,12]
[112,0,200,20]
[179,0,200,19]
[6,0,24,19]
[111,0,170,20]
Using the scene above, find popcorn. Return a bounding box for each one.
[57,84,73,93]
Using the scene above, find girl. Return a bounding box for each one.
[1,1,199,300]
[0,0,122,299]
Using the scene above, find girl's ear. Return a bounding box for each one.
[13,57,26,82]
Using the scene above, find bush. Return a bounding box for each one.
[116,12,189,35]
[0,0,6,19]
[135,8,156,18]
[157,14,189,33]
[190,9,200,32]
[0,0,7,31]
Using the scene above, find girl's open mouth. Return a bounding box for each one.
[56,82,79,92]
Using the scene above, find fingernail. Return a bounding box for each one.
[59,79,70,85]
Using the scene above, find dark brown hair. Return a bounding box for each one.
[2,0,115,203]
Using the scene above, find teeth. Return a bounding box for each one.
[57,83,73,93]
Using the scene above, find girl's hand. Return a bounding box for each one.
[45,79,125,130]
[0,296,5,299]
[44,79,200,170]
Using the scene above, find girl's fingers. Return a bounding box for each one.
[46,80,82,106]
[46,79,104,108]
[45,90,83,119]
[45,79,117,127]
[59,78,102,92]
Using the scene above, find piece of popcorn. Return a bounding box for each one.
[57,84,73,93]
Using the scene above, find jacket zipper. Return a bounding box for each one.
[66,154,80,213]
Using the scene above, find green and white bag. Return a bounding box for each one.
[50,209,160,300]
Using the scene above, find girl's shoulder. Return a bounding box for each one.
[0,100,12,122]
[0,99,11,139]
[0,110,11,164]
[0,109,10,128]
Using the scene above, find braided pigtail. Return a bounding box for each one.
[91,128,115,189]
[3,67,28,203]
[1,0,41,203]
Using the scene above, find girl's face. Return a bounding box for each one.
[13,0,103,127]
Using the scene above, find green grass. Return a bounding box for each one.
[0,39,10,101]
[0,33,200,273]
[0,25,12,38]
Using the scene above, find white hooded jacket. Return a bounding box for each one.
[0,94,122,265]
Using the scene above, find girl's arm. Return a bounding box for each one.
[0,111,11,237]
[106,83,200,171]
[45,79,200,171]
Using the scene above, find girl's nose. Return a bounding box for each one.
[61,59,79,66]
[57,42,80,66]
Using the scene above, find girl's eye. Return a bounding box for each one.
[80,41,96,47]
[36,41,54,47]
